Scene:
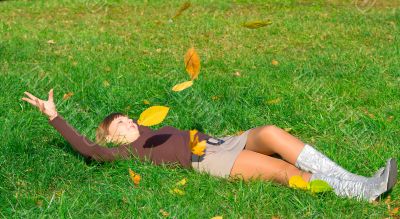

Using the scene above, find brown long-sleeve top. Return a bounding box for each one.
[49,115,214,168]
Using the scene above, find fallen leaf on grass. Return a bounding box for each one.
[143,99,150,105]
[289,175,308,190]
[235,130,244,135]
[137,106,169,126]
[159,209,170,217]
[362,109,375,119]
[47,40,56,44]
[283,127,292,132]
[271,59,279,66]
[233,71,241,77]
[308,180,333,193]
[62,92,74,100]
[170,188,185,195]
[172,1,191,19]
[266,98,281,105]
[175,178,187,186]
[389,207,399,217]
[289,175,333,193]
[211,95,221,101]
[242,20,272,29]
[172,80,193,92]
[129,168,141,186]
[103,80,110,87]
[211,216,223,219]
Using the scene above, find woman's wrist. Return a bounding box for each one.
[48,112,58,121]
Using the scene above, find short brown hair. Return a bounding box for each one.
[95,112,126,144]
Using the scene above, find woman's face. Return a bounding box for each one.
[106,116,140,144]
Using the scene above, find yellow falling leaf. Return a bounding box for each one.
[289,175,309,190]
[172,80,193,92]
[211,216,223,219]
[242,20,272,29]
[175,178,187,186]
[170,188,185,195]
[62,92,74,100]
[184,47,201,80]
[47,39,56,44]
[137,106,169,126]
[143,99,150,105]
[271,59,279,66]
[129,168,141,186]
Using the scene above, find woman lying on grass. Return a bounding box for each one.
[22,89,398,202]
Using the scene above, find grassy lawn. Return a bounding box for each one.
[1,0,399,218]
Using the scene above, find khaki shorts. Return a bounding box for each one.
[191,129,252,178]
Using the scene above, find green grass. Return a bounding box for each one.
[1,0,399,218]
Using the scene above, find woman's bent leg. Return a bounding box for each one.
[245,125,306,165]
[230,149,311,185]
[245,125,385,182]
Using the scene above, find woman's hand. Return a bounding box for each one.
[22,89,58,120]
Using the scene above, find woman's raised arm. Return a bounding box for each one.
[22,89,131,161]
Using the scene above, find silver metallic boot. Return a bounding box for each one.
[310,158,397,202]
[295,144,384,182]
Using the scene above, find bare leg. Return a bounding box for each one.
[245,125,306,165]
[230,149,311,185]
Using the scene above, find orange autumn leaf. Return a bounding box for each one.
[271,59,279,66]
[62,92,74,100]
[172,80,193,92]
[128,168,141,186]
[184,47,201,80]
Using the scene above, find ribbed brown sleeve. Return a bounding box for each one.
[49,115,132,161]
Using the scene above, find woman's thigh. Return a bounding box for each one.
[230,149,310,185]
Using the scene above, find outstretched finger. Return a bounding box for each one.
[24,91,38,100]
[48,88,54,102]
[22,97,38,106]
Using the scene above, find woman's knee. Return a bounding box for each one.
[256,125,280,139]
